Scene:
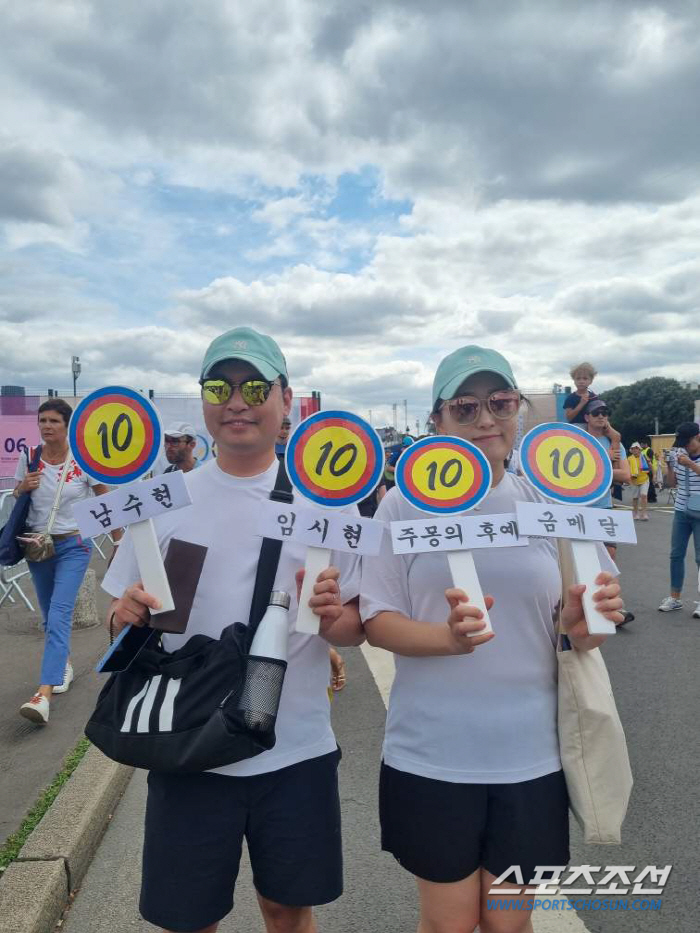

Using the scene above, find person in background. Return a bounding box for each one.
[640,437,659,505]
[384,435,413,491]
[583,399,634,625]
[628,442,650,521]
[163,423,199,473]
[13,399,117,724]
[658,422,700,617]
[563,362,598,424]
[275,416,291,460]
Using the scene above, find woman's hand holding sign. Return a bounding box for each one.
[444,588,495,654]
[560,572,623,649]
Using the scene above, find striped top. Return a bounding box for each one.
[673,457,700,511]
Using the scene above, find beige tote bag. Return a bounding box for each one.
[556,539,633,844]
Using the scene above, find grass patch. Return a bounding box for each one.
[0,736,91,875]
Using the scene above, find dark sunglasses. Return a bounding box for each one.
[164,436,187,444]
[200,377,278,407]
[591,408,610,417]
[440,390,520,425]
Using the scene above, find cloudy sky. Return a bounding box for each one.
[1,0,699,430]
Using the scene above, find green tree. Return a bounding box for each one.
[600,378,696,448]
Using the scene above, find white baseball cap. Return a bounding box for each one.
[164,422,196,439]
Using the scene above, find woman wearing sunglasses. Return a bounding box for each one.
[361,346,623,933]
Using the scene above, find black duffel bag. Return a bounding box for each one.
[85,461,293,773]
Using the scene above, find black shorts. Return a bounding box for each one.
[141,749,343,933]
[379,763,569,885]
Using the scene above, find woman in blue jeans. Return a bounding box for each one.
[658,422,700,618]
[13,399,114,724]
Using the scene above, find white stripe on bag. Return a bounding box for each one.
[158,678,182,732]
[137,675,163,733]
[120,681,151,733]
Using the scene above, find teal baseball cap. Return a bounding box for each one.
[200,327,289,383]
[432,345,517,409]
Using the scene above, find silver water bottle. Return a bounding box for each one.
[238,591,290,733]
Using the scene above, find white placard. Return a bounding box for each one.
[447,550,493,635]
[390,513,527,555]
[72,470,191,539]
[257,499,385,556]
[515,502,637,545]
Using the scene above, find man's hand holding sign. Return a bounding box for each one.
[517,422,634,637]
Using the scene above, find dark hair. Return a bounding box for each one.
[38,398,73,427]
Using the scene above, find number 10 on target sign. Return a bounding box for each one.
[69,386,177,614]
[394,436,495,634]
[285,411,385,634]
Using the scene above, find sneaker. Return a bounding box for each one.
[52,662,74,695]
[658,597,683,612]
[692,603,700,619]
[19,694,50,724]
[616,610,635,627]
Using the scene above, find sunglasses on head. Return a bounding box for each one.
[200,376,278,407]
[440,390,520,425]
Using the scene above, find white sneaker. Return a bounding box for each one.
[658,597,683,612]
[52,662,74,695]
[692,603,700,619]
[19,694,50,724]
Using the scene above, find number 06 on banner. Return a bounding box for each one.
[285,411,384,634]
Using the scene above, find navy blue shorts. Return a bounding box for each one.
[141,749,343,932]
[379,763,570,885]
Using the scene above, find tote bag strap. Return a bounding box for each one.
[246,459,294,645]
[45,455,74,534]
[556,538,576,650]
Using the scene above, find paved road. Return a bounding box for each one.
[0,550,113,847]
[60,503,699,932]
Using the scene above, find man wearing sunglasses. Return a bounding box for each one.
[103,326,363,933]
[162,422,199,474]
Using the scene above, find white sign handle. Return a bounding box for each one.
[446,549,493,635]
[130,519,175,615]
[569,539,616,636]
[296,545,332,634]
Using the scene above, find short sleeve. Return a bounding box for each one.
[360,494,413,623]
[562,393,576,410]
[14,452,29,483]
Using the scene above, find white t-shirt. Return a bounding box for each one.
[14,448,101,534]
[360,473,615,785]
[103,458,361,777]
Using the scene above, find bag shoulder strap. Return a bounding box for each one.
[45,454,74,534]
[246,459,294,645]
[28,445,43,472]
[556,538,575,651]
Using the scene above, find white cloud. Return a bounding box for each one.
[0,0,699,422]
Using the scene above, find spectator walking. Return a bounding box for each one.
[13,399,114,724]
[658,422,700,617]
[628,442,650,520]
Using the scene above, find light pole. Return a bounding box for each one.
[71,356,81,396]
